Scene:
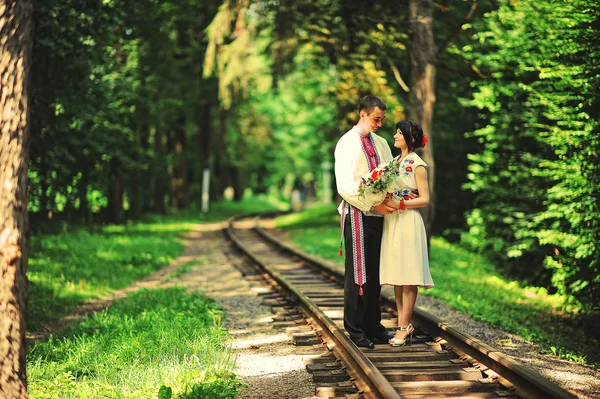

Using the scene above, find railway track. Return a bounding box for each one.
[225,214,578,399]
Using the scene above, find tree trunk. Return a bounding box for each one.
[198,103,212,203]
[407,0,437,237]
[139,120,152,213]
[231,166,244,202]
[177,122,189,208]
[211,107,229,200]
[169,114,189,209]
[153,127,167,214]
[0,1,33,397]
[107,157,124,224]
[77,170,92,227]
[39,173,49,218]
[128,117,146,218]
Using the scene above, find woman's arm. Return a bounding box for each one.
[385,166,429,210]
[405,166,429,208]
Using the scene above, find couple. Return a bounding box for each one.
[334,95,434,349]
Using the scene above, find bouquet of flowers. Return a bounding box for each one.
[358,158,405,204]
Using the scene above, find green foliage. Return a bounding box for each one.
[205,0,410,201]
[276,204,342,260]
[176,379,243,399]
[460,0,600,309]
[30,0,141,216]
[27,223,184,330]
[158,385,173,399]
[241,48,340,196]
[29,0,224,219]
[274,205,600,366]
[28,0,486,225]
[28,288,243,399]
[27,196,283,330]
[28,0,598,312]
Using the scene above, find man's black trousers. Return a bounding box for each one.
[343,215,387,341]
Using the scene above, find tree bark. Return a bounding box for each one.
[139,119,152,213]
[231,166,244,202]
[169,114,189,209]
[107,157,124,224]
[198,103,213,203]
[0,0,33,397]
[153,127,167,214]
[211,107,229,200]
[407,0,437,237]
[77,170,92,227]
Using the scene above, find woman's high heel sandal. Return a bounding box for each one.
[389,323,414,347]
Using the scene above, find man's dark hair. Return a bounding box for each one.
[359,95,387,115]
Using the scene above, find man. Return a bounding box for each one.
[334,95,396,349]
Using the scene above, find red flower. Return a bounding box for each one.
[409,160,414,164]
[371,169,384,181]
[403,195,410,200]
[405,166,413,172]
[421,136,428,148]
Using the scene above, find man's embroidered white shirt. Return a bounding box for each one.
[334,126,393,216]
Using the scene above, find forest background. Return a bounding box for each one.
[26,0,600,314]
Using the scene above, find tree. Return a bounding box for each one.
[0,0,33,396]
[407,0,437,235]
[462,0,600,309]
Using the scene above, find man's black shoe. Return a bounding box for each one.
[370,331,394,345]
[353,337,375,349]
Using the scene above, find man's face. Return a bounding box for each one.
[362,106,386,132]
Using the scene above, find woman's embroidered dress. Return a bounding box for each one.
[380,152,434,288]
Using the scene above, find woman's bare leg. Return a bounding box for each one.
[394,285,418,340]
[394,285,403,327]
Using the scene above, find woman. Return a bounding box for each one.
[380,120,434,346]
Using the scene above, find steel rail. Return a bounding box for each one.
[226,216,401,399]
[253,221,578,399]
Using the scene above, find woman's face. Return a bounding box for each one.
[394,129,407,149]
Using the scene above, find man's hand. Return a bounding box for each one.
[373,202,396,215]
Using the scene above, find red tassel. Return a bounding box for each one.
[339,248,343,257]
[359,287,364,296]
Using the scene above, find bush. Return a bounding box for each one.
[461,0,600,310]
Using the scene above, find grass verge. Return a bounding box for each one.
[28,195,287,331]
[26,195,287,397]
[275,204,600,368]
[28,287,243,399]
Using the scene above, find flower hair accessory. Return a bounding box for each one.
[421,135,428,148]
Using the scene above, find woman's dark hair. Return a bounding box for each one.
[396,120,424,151]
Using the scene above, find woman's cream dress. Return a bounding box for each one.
[379,152,434,288]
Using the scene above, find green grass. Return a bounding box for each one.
[167,259,200,281]
[25,194,287,397]
[28,195,287,331]
[274,204,600,367]
[28,228,184,330]
[28,287,243,399]
[275,204,343,261]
